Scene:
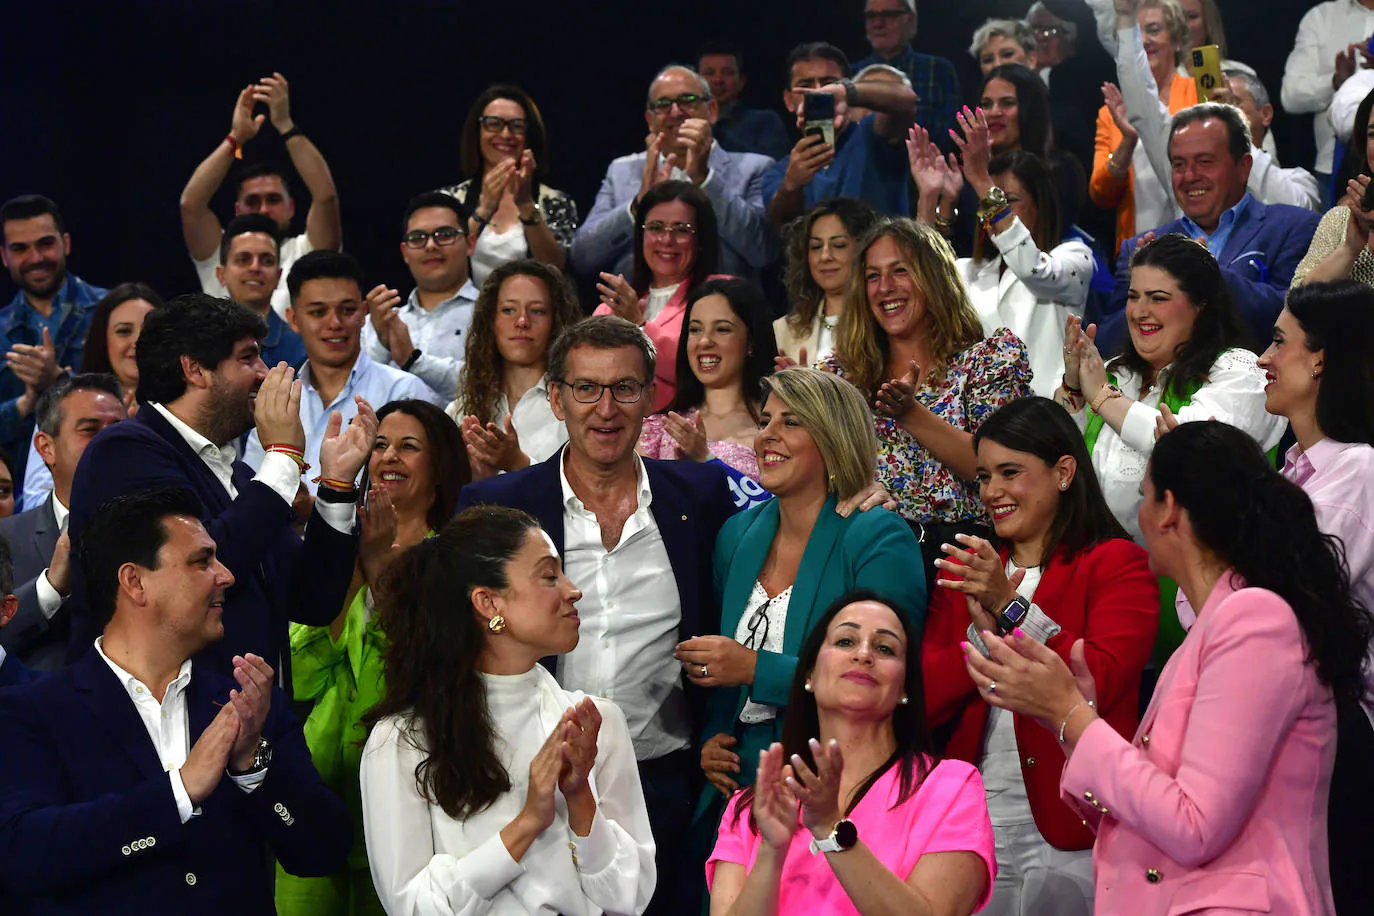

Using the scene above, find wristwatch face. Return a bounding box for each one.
[835,819,858,850]
[999,597,1029,631]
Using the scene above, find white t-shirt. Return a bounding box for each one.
[980,562,1043,828]
[193,232,314,319]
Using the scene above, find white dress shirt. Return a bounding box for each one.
[94,638,264,825]
[1332,68,1374,142]
[360,664,655,916]
[445,376,568,467]
[241,351,443,495]
[362,282,479,400]
[1070,349,1287,542]
[556,450,689,761]
[1283,0,1374,174]
[957,218,1092,399]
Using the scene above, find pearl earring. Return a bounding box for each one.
[488,615,506,634]
[1059,482,1067,490]
[1312,368,1321,380]
[804,680,814,693]
[899,695,909,706]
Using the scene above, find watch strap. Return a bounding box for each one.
[402,348,423,371]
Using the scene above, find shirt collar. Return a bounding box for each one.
[557,446,652,513]
[1181,192,1252,240]
[95,636,194,701]
[301,350,372,401]
[4,275,72,327]
[51,492,69,529]
[1284,436,1356,483]
[149,401,236,461]
[403,280,478,313]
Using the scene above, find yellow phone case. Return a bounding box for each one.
[1192,45,1223,101]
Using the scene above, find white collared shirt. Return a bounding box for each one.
[556,450,688,761]
[241,351,443,495]
[94,638,264,824]
[447,377,568,467]
[361,282,479,399]
[35,494,70,618]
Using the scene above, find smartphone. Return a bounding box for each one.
[802,92,836,148]
[1191,45,1223,101]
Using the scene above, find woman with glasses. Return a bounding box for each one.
[685,368,924,824]
[439,85,578,287]
[595,180,722,412]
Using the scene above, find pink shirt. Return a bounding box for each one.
[706,758,996,914]
[637,409,761,482]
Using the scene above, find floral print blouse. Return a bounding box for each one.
[637,408,761,482]
[819,327,1032,524]
[435,179,579,252]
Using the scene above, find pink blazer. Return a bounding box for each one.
[1061,574,1337,915]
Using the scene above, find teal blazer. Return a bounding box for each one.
[701,495,927,781]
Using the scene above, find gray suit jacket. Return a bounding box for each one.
[0,495,63,671]
[570,141,778,281]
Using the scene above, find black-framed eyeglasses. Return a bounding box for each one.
[478,115,528,135]
[863,9,909,22]
[403,226,464,249]
[643,221,697,241]
[649,93,709,113]
[1033,26,1065,39]
[742,594,780,651]
[556,379,647,404]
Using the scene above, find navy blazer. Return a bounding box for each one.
[1096,202,1322,353]
[0,650,351,915]
[0,496,63,671]
[64,406,357,676]
[456,453,740,653]
[0,652,36,687]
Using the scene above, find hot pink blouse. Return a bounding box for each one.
[706,758,996,914]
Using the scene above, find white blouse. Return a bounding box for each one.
[471,224,531,289]
[957,218,1092,399]
[733,582,792,725]
[360,665,655,916]
[1070,348,1288,542]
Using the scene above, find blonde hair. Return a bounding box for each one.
[763,367,877,500]
[835,219,983,395]
[1142,0,1192,65]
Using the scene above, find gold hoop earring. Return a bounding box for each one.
[488,615,506,634]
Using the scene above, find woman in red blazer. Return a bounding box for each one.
[923,396,1158,915]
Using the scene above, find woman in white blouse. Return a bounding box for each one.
[946,111,1092,398]
[359,505,655,916]
[449,259,582,479]
[1054,233,1285,659]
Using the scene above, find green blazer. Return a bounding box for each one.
[701,495,927,773]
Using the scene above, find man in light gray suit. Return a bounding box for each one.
[0,373,126,670]
[571,64,778,282]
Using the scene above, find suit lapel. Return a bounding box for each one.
[781,496,846,657]
[644,461,699,635]
[71,650,168,783]
[32,495,57,560]
[530,453,567,556]
[719,502,779,640]
[1218,203,1266,267]
[139,408,232,514]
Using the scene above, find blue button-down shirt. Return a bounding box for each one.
[762,115,910,215]
[854,44,962,143]
[261,309,307,371]
[241,350,445,494]
[0,273,106,478]
[1180,192,1254,258]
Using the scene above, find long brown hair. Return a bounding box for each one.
[835,219,983,394]
[782,198,878,337]
[364,505,544,819]
[458,259,582,421]
[367,400,471,533]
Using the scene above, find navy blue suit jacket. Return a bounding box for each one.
[0,649,351,915]
[0,652,36,687]
[64,406,357,675]
[1096,202,1321,353]
[456,454,740,663]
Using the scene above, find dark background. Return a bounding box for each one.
[0,0,1322,303]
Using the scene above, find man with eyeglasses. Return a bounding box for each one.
[572,64,777,284]
[0,195,107,487]
[361,192,479,398]
[853,0,961,147]
[180,73,342,319]
[218,214,306,371]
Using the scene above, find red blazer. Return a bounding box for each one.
[922,537,1159,850]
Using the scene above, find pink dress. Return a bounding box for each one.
[707,758,996,914]
[638,409,761,482]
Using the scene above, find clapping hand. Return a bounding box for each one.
[906,124,946,201]
[557,697,602,801]
[254,363,305,452]
[365,284,403,348]
[1061,314,1098,391]
[357,485,399,586]
[753,744,800,850]
[874,360,920,420]
[962,632,1098,733]
[513,150,537,207]
[253,72,295,134]
[950,106,994,197]
[597,272,644,325]
[227,654,275,772]
[664,411,710,461]
[318,396,380,484]
[478,158,519,221]
[678,119,713,185]
[229,85,266,146]
[638,134,677,201]
[786,738,846,838]
[7,327,62,393]
[461,414,529,473]
[934,533,1024,620]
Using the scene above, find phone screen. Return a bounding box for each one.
[802,93,837,148]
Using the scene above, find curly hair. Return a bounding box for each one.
[835,219,984,394]
[458,259,582,420]
[364,505,544,819]
[781,198,878,340]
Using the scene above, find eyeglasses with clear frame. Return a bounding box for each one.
[643,221,697,242]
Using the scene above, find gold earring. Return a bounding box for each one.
[488,615,506,634]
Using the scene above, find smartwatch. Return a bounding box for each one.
[809,818,859,854]
[998,596,1031,634]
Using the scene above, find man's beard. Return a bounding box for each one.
[16,261,64,298]
[202,378,257,447]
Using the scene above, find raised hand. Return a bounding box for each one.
[638,134,676,202]
[318,396,380,484]
[938,152,966,202]
[934,533,1023,616]
[253,72,295,134]
[358,486,399,586]
[1102,83,1137,141]
[906,124,945,202]
[182,701,240,804]
[950,106,994,196]
[253,363,306,452]
[754,744,799,850]
[787,738,846,837]
[230,85,266,145]
[227,653,274,772]
[596,272,644,325]
[365,283,402,348]
[1335,44,1359,91]
[461,414,529,473]
[44,529,71,597]
[558,698,602,800]
[701,732,741,795]
[678,118,713,185]
[781,134,834,192]
[385,316,416,370]
[665,410,710,461]
[874,359,920,419]
[7,327,62,393]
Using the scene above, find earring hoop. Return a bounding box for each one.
[488,615,506,634]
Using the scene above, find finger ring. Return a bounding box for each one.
[986,681,997,694]
[701,665,709,678]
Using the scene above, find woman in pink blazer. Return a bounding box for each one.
[959,421,1373,915]
[594,180,722,412]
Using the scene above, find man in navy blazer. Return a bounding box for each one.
[0,487,350,915]
[65,295,375,679]
[0,533,37,688]
[570,64,777,282]
[1094,103,1321,353]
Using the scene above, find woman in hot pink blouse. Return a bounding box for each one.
[707,590,995,916]
[638,278,776,482]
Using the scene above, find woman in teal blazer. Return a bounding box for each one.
[677,368,927,819]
